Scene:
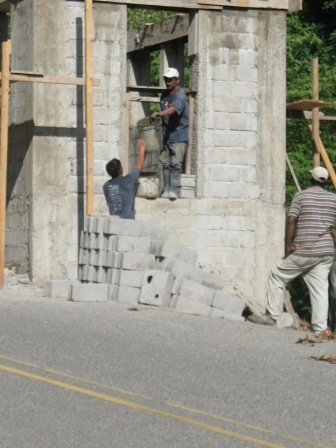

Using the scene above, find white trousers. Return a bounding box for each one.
[266,254,333,332]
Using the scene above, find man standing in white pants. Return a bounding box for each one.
[249,166,336,338]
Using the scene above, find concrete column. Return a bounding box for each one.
[8,0,127,285]
[190,9,286,312]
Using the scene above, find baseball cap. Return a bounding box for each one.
[310,166,329,183]
[162,68,179,78]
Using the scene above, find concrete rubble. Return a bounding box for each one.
[44,216,245,322]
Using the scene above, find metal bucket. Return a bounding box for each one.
[137,116,163,153]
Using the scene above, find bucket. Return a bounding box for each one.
[137,116,163,153]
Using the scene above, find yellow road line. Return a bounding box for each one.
[167,402,332,448]
[0,353,152,400]
[0,363,286,448]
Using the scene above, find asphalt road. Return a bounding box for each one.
[0,285,335,448]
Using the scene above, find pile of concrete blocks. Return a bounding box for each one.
[44,216,245,321]
[180,174,196,199]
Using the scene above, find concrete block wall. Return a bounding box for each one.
[44,215,244,321]
[8,5,287,317]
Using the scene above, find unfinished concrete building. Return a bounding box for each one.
[0,0,301,313]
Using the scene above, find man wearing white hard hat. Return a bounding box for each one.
[151,67,189,199]
[248,166,336,339]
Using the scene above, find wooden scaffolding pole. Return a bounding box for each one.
[85,0,94,216]
[0,41,10,289]
[312,58,320,167]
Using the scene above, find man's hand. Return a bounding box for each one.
[285,245,299,257]
[137,139,146,153]
[331,228,336,239]
[151,112,160,119]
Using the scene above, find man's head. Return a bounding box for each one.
[310,166,329,185]
[106,158,122,179]
[163,67,180,91]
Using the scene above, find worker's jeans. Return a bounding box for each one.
[159,142,187,172]
[267,253,333,332]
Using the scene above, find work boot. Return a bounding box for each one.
[169,171,180,200]
[161,169,170,198]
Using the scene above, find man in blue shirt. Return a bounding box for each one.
[151,68,189,200]
[103,139,146,219]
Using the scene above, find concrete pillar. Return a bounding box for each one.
[188,8,287,312]
[7,0,127,285]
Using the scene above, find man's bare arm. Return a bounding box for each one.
[136,139,146,171]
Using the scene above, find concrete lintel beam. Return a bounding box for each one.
[128,14,189,53]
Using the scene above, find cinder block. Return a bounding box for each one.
[178,280,215,306]
[160,241,198,265]
[139,270,175,307]
[119,270,145,288]
[116,285,140,305]
[70,283,109,302]
[201,271,226,291]
[102,251,114,268]
[211,290,245,316]
[181,174,196,188]
[104,217,140,236]
[103,235,118,252]
[180,188,195,199]
[93,216,106,233]
[116,236,151,254]
[121,253,156,271]
[43,280,78,299]
[94,267,108,283]
[173,295,212,316]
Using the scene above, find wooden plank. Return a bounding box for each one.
[128,14,189,53]
[85,0,94,216]
[129,96,160,102]
[286,99,331,110]
[186,93,195,175]
[308,124,336,189]
[197,0,289,8]
[127,85,198,94]
[286,154,301,192]
[125,93,130,173]
[0,41,10,288]
[0,73,101,86]
[311,58,320,166]
[95,0,222,10]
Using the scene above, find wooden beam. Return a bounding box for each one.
[286,154,301,192]
[311,58,320,167]
[129,96,160,102]
[128,14,189,53]
[0,41,10,288]
[308,124,336,189]
[95,0,222,10]
[197,0,290,9]
[286,99,331,110]
[0,73,101,86]
[85,0,94,216]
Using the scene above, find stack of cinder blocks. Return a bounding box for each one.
[44,216,245,321]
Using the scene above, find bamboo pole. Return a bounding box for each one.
[85,0,94,216]
[308,124,336,189]
[311,58,320,167]
[0,41,10,288]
